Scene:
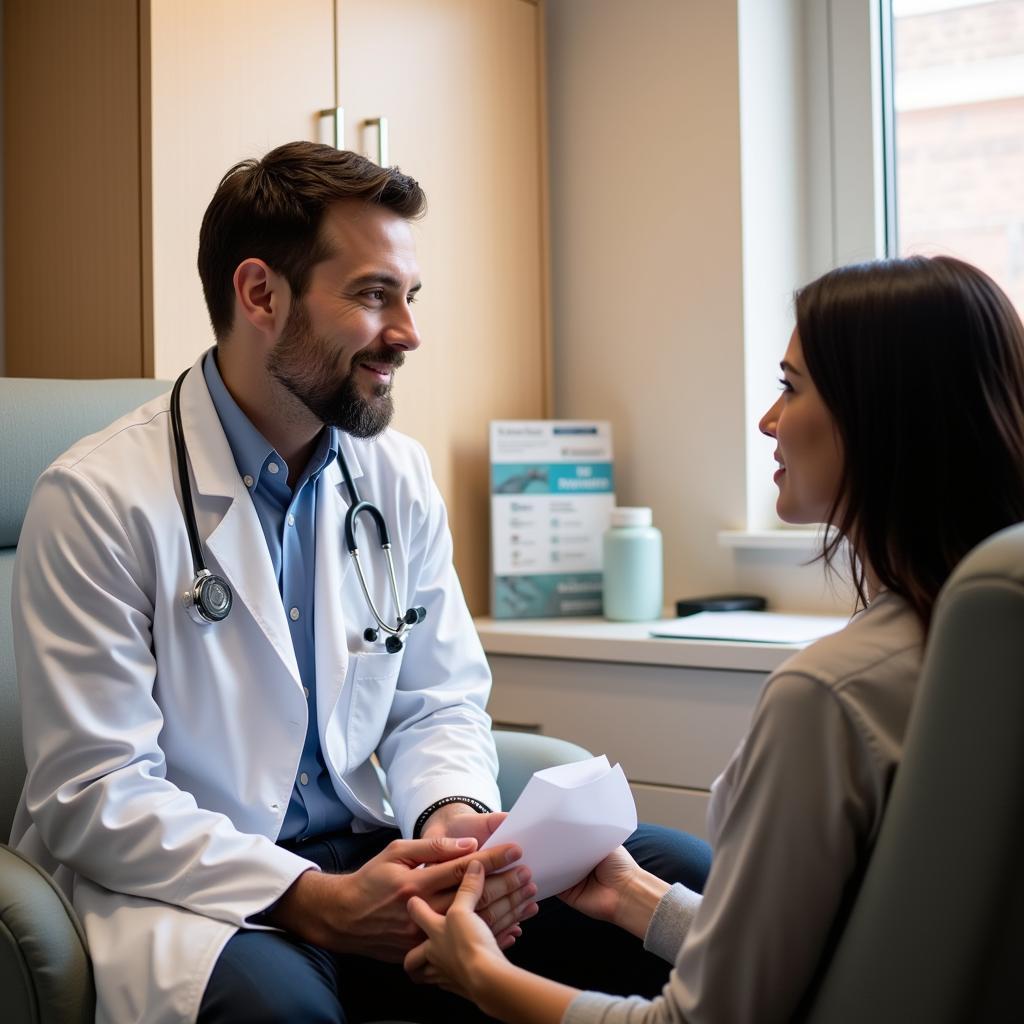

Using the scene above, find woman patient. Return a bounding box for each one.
[402,255,1024,1023]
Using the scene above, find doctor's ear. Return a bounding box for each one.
[232,259,290,338]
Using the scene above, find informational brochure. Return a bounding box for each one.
[490,420,614,618]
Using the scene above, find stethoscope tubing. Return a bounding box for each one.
[171,367,424,648]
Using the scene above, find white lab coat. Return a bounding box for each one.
[9,358,500,1024]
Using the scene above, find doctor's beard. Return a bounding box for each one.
[266,300,404,439]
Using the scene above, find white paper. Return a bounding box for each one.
[650,610,847,645]
[481,755,637,901]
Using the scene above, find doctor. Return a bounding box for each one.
[11,142,705,1024]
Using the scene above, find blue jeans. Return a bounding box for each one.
[197,823,712,1024]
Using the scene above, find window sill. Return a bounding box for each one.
[717,528,824,554]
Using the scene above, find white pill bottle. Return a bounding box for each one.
[601,507,663,621]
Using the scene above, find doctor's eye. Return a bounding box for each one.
[406,292,418,305]
[364,288,387,303]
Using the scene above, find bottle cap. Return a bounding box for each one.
[610,506,653,528]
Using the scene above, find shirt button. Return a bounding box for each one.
[303,686,310,699]
[287,513,295,527]
[243,474,254,488]
[268,461,280,475]
[299,772,309,786]
[290,607,300,621]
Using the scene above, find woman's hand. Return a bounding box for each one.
[405,860,539,999]
[408,861,581,1024]
[558,845,642,922]
[559,846,671,940]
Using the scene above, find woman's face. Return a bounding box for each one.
[759,330,843,525]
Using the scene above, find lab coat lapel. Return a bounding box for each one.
[313,436,358,715]
[177,359,302,688]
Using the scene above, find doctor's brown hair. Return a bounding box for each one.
[796,255,1024,628]
[198,141,425,341]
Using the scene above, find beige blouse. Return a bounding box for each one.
[565,591,924,1024]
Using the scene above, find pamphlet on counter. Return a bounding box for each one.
[490,420,614,618]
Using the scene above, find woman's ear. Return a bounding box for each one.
[232,259,289,338]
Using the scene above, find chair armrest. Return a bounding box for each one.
[493,730,592,808]
[0,844,94,1024]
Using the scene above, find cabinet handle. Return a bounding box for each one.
[491,721,542,734]
[318,106,344,149]
[363,117,390,166]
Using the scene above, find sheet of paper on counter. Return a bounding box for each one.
[651,610,848,645]
[481,755,637,901]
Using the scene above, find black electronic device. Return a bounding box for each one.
[674,594,767,617]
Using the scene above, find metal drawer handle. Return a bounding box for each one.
[363,117,390,166]
[318,106,344,150]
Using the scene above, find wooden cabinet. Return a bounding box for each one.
[476,618,792,838]
[486,653,765,839]
[3,0,550,613]
[3,0,334,380]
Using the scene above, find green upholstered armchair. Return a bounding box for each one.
[0,375,590,1024]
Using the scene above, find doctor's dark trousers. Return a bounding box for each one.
[197,823,711,1024]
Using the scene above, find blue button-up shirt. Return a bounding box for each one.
[204,352,352,841]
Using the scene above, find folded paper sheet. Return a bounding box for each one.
[481,755,637,901]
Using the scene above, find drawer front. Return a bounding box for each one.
[631,782,711,840]
[487,654,764,790]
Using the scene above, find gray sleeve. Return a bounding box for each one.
[644,884,702,964]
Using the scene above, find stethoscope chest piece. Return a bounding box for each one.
[183,568,233,625]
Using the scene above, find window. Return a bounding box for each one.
[889,0,1024,314]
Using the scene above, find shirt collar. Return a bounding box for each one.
[203,349,275,488]
[203,349,339,490]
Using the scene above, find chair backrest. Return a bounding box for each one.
[802,521,1024,1023]
[1,377,169,841]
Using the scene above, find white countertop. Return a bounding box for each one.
[475,616,803,672]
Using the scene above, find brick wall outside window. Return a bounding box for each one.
[894,1,1024,313]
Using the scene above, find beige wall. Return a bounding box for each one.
[545,0,748,605]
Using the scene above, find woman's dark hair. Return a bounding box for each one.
[796,255,1024,628]
[198,141,426,340]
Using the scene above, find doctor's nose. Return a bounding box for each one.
[382,303,421,352]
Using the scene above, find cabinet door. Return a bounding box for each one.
[336,0,550,614]
[4,0,144,378]
[147,0,335,379]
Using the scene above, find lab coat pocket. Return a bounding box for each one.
[343,651,403,774]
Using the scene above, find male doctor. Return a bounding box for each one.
[11,142,707,1024]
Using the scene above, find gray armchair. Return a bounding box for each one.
[0,376,590,1024]
[800,519,1024,1022]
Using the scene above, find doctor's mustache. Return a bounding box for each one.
[353,350,406,370]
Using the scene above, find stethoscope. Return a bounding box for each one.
[171,370,426,653]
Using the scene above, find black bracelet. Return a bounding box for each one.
[413,795,492,839]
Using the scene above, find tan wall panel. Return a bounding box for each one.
[147,0,334,379]
[337,0,548,613]
[4,0,143,378]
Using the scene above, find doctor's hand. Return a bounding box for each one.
[267,837,530,963]
[420,808,539,945]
